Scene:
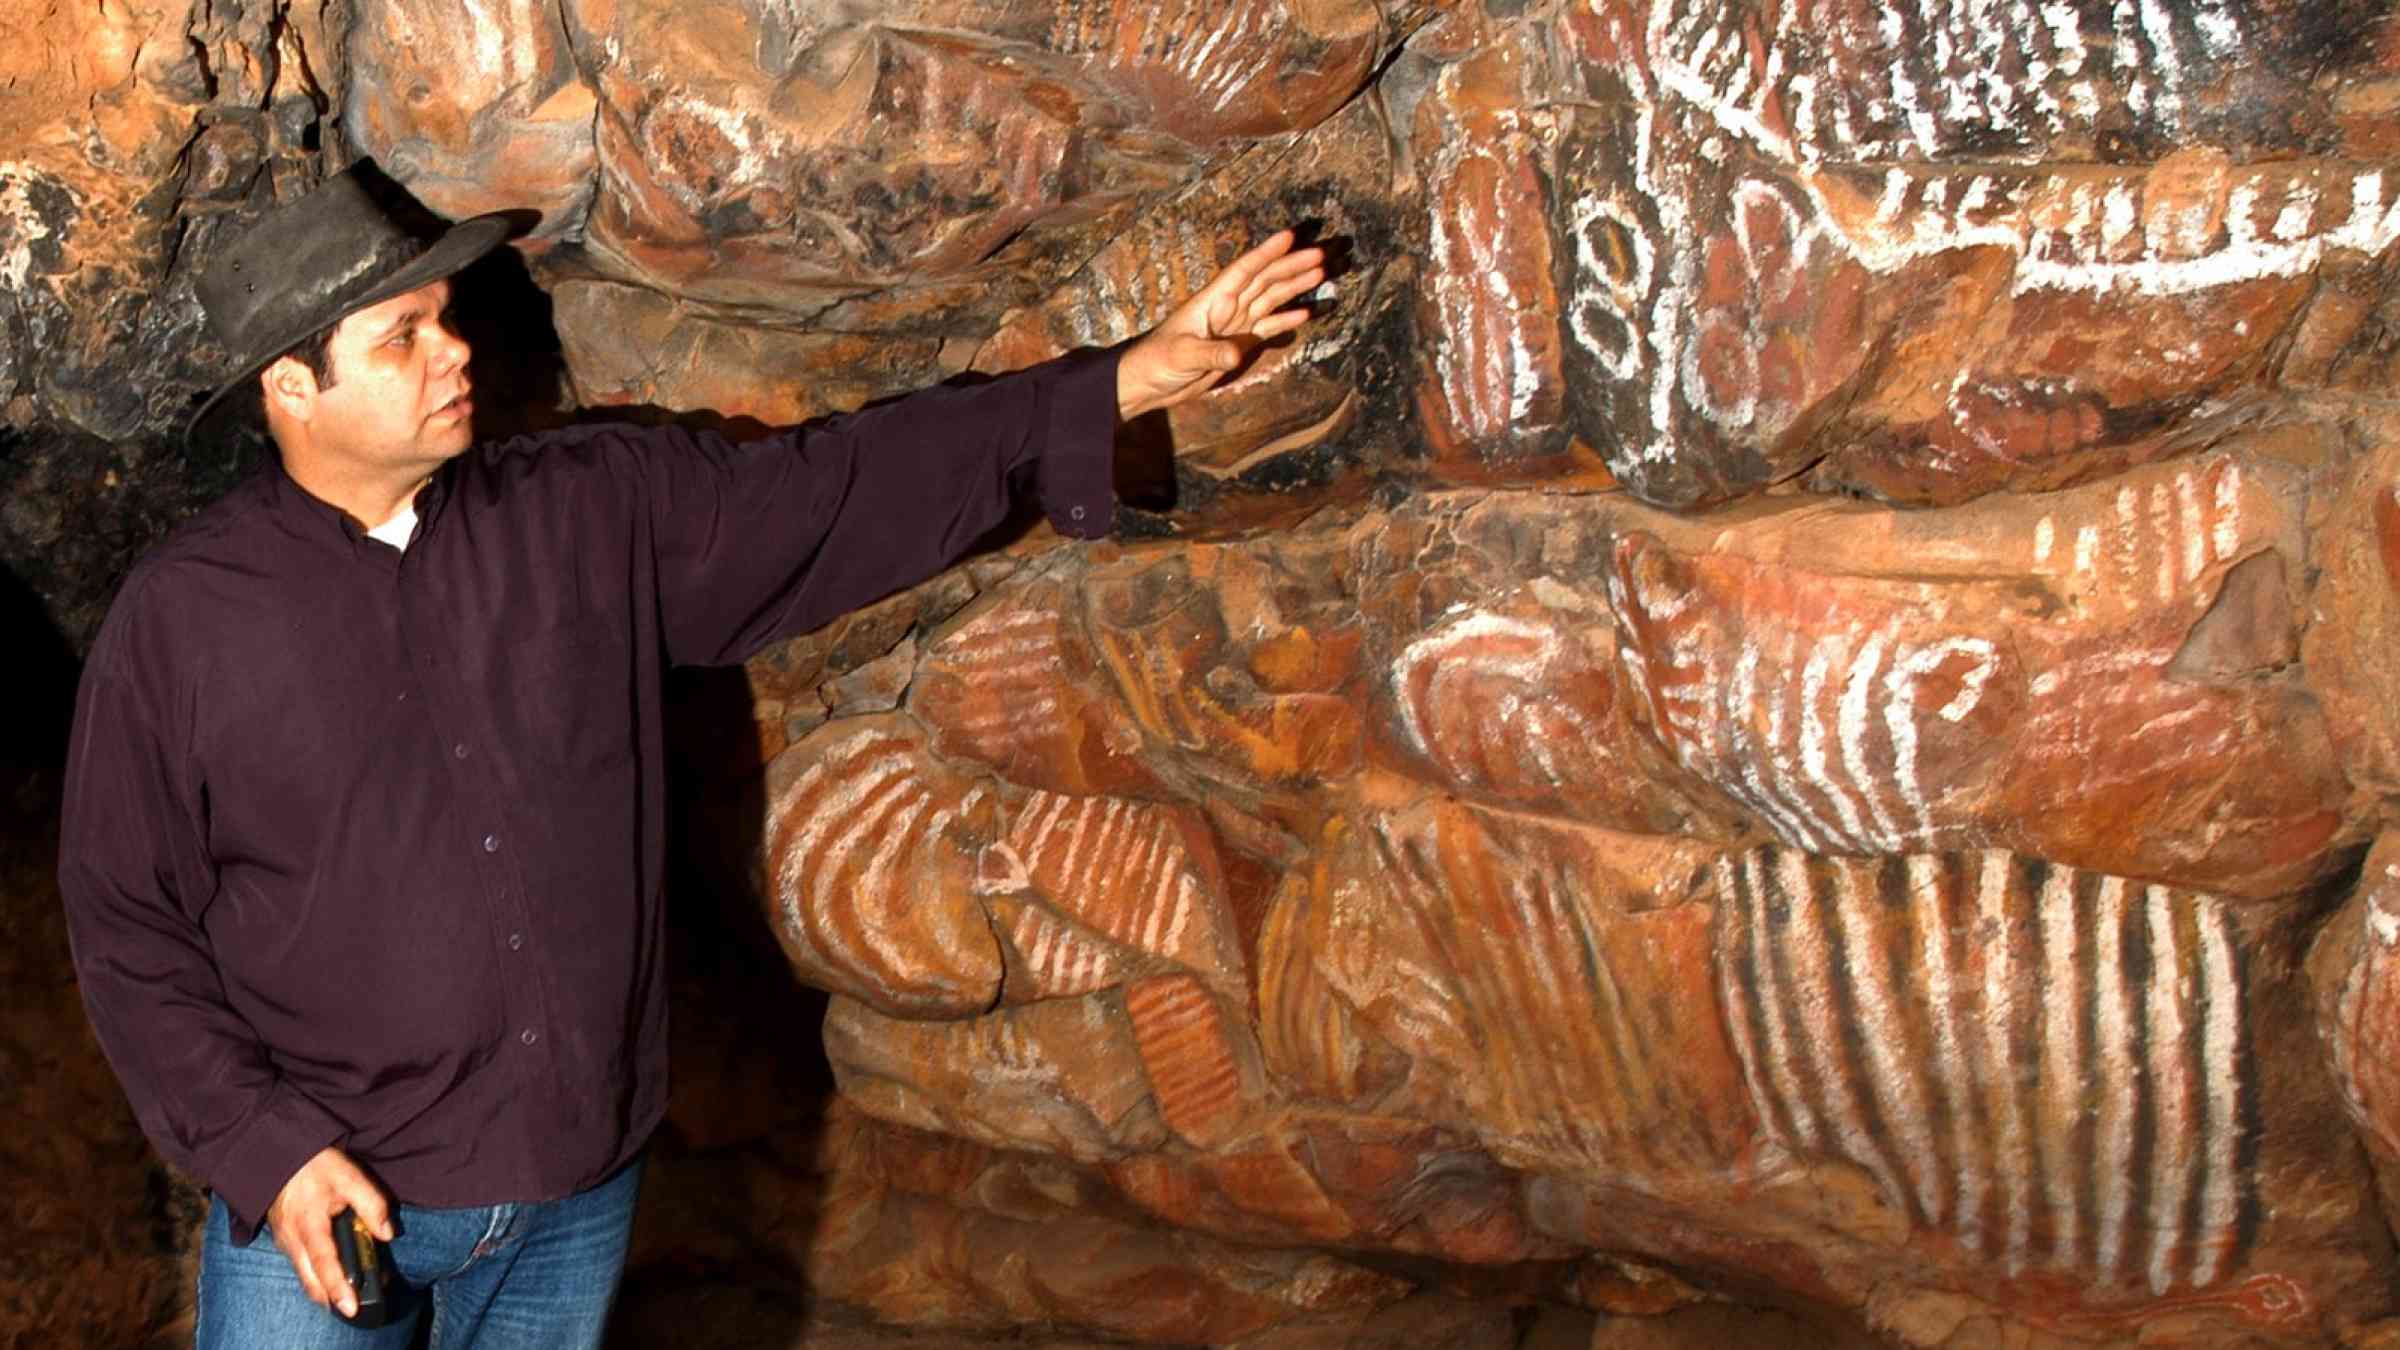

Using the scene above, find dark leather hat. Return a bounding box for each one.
[187,162,513,441]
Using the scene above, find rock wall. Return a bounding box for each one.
[14,0,2400,1345]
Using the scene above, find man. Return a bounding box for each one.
[58,162,1324,1348]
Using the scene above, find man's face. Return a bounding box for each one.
[273,278,476,472]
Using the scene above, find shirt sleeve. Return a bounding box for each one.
[634,341,1124,667]
[58,581,345,1246]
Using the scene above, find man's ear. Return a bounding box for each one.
[261,357,319,425]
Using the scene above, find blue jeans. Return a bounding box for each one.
[195,1158,642,1350]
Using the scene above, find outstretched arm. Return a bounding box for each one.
[1115,230,1327,420]
[635,230,1325,665]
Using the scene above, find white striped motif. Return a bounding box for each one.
[2016,459,2254,768]
[1652,0,2249,170]
[2045,458,2252,618]
[1049,0,1280,113]
[917,603,1088,762]
[1607,535,2001,855]
[1819,155,2400,299]
[1387,610,1619,806]
[1714,847,2253,1292]
[1912,852,1978,1247]
[1062,216,1227,348]
[1424,135,1557,440]
[771,739,934,981]
[2329,858,2400,1163]
[1564,0,2349,489]
[999,897,1134,1001]
[2142,883,2200,1295]
[1631,0,2392,438]
[2037,862,2084,1266]
[1004,790,1232,985]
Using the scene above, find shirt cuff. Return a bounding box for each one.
[211,1082,346,1246]
[1037,341,1127,540]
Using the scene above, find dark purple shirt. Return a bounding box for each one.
[58,345,1120,1243]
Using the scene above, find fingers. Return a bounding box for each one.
[1205,287,1241,343]
[266,1146,388,1318]
[1217,229,1298,295]
[295,1209,355,1318]
[1227,257,1325,337]
[273,1214,332,1310]
[267,1194,347,1314]
[1204,230,1322,321]
[1230,248,1323,319]
[1173,229,1330,338]
[1245,269,1325,336]
[340,1170,395,1243]
[1251,307,1311,342]
[1168,302,1306,393]
[1123,227,1332,417]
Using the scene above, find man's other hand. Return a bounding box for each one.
[1117,230,1328,421]
[264,1146,394,1318]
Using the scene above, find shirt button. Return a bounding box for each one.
[482,833,500,853]
[453,742,469,759]
[507,932,524,951]
[519,1028,539,1046]
[1070,505,1087,521]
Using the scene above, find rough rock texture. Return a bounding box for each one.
[16,0,2400,1346]
[744,453,2400,1344]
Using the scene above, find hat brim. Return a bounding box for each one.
[184,212,516,445]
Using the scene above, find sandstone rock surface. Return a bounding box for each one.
[747,455,2400,1343]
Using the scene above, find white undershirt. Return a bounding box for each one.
[366,501,419,552]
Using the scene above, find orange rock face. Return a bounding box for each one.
[345,0,596,241]
[995,792,1246,1000]
[1542,0,2400,510]
[739,424,2399,1339]
[1278,801,1749,1182]
[968,94,1400,484]
[798,1104,1414,1343]
[1412,39,1568,474]
[1720,848,2252,1295]
[911,580,1159,799]
[2320,835,2400,1164]
[1600,450,2352,898]
[756,717,1005,1017]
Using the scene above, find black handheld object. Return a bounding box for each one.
[330,1209,399,1328]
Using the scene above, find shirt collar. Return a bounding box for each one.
[414,461,455,534]
[263,456,458,559]
[263,458,371,556]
